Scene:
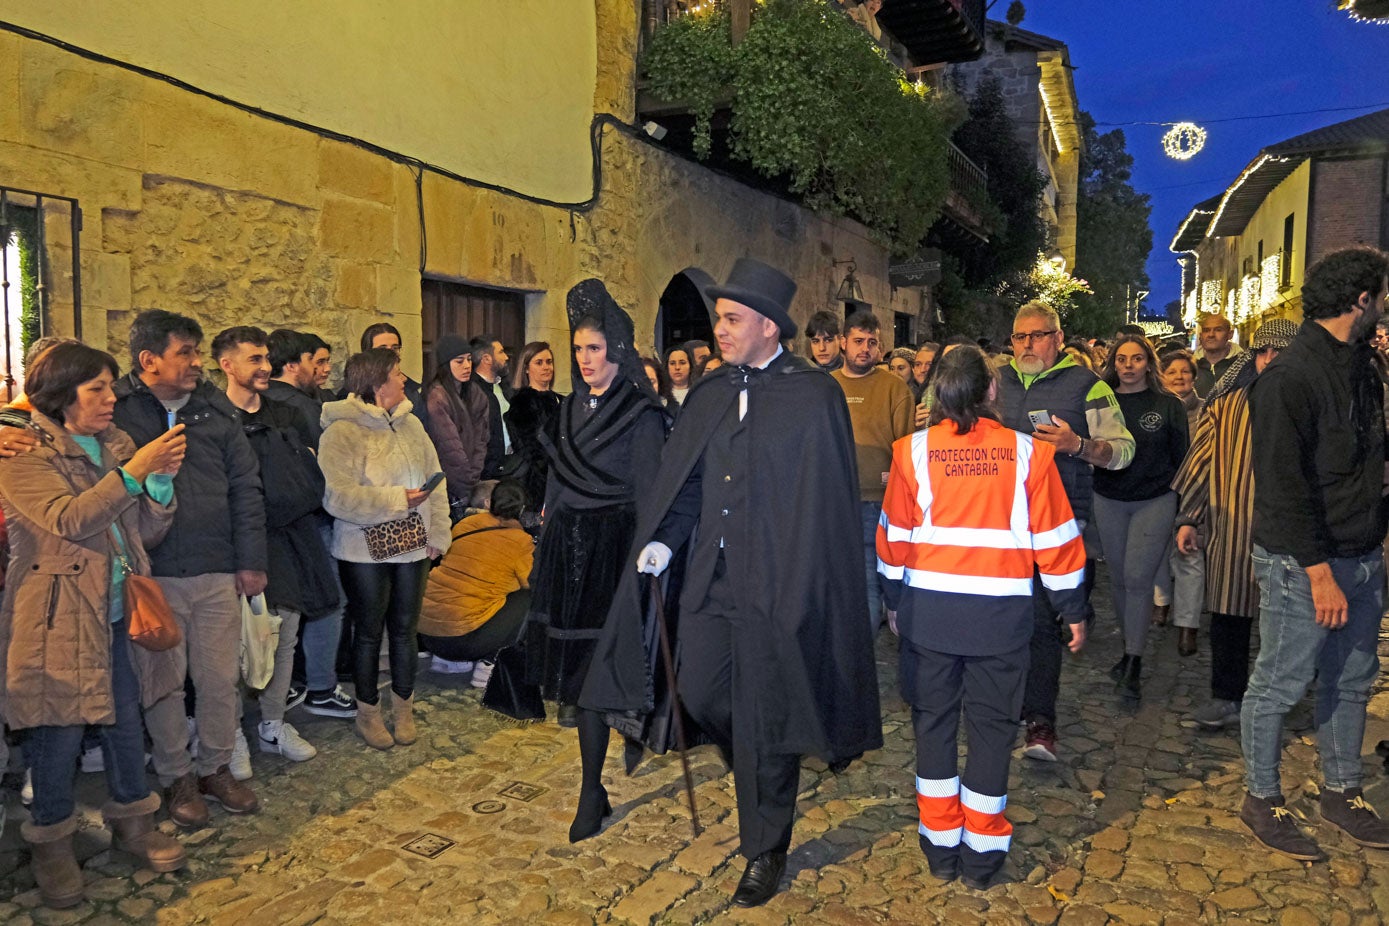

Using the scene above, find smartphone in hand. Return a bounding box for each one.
[1027,409,1053,430]
[420,472,445,495]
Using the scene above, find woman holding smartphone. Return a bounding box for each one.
[319,349,451,751]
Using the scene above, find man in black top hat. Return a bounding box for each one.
[581,257,882,907]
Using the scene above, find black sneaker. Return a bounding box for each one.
[1240,792,1323,860]
[286,685,307,711]
[304,685,358,719]
[1320,787,1389,848]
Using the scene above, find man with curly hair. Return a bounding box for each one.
[1240,246,1389,861]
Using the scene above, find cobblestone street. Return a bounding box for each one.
[5,580,1389,925]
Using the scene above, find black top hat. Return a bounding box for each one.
[707,258,799,339]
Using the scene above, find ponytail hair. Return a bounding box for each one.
[927,345,999,435]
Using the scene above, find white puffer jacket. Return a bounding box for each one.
[319,395,451,564]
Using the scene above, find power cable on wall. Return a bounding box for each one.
[0,20,647,275]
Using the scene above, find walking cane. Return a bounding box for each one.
[648,575,703,838]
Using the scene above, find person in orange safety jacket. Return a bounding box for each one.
[876,346,1088,889]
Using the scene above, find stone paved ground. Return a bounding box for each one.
[4,573,1389,925]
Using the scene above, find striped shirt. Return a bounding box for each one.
[876,418,1086,655]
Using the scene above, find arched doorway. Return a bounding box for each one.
[654,267,716,355]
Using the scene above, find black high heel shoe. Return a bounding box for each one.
[568,787,613,843]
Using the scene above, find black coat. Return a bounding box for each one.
[1249,321,1387,566]
[263,379,324,450]
[236,397,340,620]
[112,375,267,579]
[579,351,882,764]
[504,388,563,509]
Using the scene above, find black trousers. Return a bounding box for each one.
[678,557,800,860]
[1210,611,1253,703]
[902,638,1028,882]
[1022,571,1064,726]
[419,589,530,664]
[340,558,431,705]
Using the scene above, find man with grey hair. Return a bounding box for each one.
[996,301,1135,761]
[1194,314,1242,397]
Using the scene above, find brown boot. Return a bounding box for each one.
[21,815,84,909]
[355,699,394,750]
[165,772,210,829]
[198,766,260,814]
[392,693,417,746]
[103,793,187,873]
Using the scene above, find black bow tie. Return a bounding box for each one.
[728,364,770,387]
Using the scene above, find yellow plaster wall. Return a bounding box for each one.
[0,0,598,203]
[1194,161,1309,334]
[1237,160,1310,311]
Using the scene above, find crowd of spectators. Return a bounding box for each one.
[2,244,1388,907]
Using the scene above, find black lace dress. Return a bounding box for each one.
[521,377,666,704]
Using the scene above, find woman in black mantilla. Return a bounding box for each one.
[521,279,668,842]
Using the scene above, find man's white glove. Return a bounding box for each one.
[636,542,673,576]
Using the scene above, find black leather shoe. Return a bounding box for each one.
[1119,655,1142,703]
[926,857,959,882]
[1109,654,1131,684]
[731,851,786,907]
[556,704,579,728]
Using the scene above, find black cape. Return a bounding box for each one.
[579,351,883,764]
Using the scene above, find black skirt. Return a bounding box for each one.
[523,501,636,704]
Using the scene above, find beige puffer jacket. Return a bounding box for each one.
[0,411,179,730]
[318,395,451,563]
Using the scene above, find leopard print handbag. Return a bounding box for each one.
[361,511,428,561]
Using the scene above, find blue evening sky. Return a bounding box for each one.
[1021,0,1389,316]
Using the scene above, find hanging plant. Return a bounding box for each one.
[642,0,964,254]
[642,9,734,159]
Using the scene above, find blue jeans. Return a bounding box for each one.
[303,522,346,692]
[1241,545,1383,798]
[24,620,150,825]
[863,501,884,630]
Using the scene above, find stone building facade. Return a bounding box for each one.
[0,1,918,386]
[947,21,1082,270]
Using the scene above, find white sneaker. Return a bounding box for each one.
[187,715,200,761]
[471,659,494,689]
[431,656,474,674]
[229,728,253,781]
[21,769,32,805]
[80,744,105,773]
[258,720,317,762]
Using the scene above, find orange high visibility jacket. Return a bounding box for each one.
[876,418,1085,655]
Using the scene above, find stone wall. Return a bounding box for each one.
[1,6,914,388]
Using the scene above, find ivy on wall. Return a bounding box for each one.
[1,205,42,357]
[643,0,963,255]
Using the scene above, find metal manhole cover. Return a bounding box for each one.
[401,834,456,859]
[498,781,548,802]
[472,800,506,814]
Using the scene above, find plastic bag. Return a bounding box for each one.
[239,594,280,690]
